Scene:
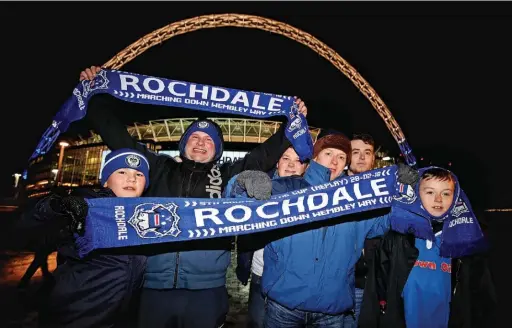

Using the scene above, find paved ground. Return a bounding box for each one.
[0,249,250,327]
[0,251,52,328]
[0,208,251,327]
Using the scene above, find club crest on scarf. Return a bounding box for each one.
[394,182,417,205]
[287,115,302,133]
[285,103,307,141]
[73,70,110,111]
[128,203,181,238]
[82,69,110,97]
[451,200,470,218]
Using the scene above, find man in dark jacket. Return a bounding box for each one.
[80,66,307,328]
[348,133,379,327]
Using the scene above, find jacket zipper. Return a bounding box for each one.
[453,259,462,295]
[173,169,195,288]
[173,252,180,288]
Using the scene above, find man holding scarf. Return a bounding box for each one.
[79,66,308,328]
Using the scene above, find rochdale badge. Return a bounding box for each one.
[198,121,209,129]
[128,203,181,239]
[452,199,470,217]
[125,154,141,168]
[287,116,302,133]
[81,69,110,98]
[393,182,417,204]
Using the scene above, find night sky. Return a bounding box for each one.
[1,1,510,210]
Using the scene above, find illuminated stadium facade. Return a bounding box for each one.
[24,117,395,198]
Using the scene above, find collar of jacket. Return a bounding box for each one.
[181,156,216,173]
[72,187,116,198]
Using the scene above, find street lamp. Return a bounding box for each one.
[56,141,70,186]
[51,169,59,182]
[12,173,21,188]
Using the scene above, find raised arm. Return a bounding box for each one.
[223,98,308,178]
[80,66,175,177]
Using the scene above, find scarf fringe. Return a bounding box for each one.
[440,236,489,258]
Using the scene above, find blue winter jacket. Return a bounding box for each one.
[225,165,317,285]
[262,163,391,315]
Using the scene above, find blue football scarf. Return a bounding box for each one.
[29,69,313,162]
[390,166,487,258]
[75,166,398,257]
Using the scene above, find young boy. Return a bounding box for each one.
[27,148,150,328]
[359,167,496,328]
[402,168,456,328]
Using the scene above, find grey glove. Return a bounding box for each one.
[397,163,420,188]
[235,170,272,200]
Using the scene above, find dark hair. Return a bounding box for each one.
[317,128,345,140]
[421,167,456,184]
[352,133,375,148]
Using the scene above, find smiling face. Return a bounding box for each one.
[419,177,456,217]
[349,139,375,174]
[104,168,146,197]
[276,147,307,177]
[313,147,347,181]
[184,131,216,163]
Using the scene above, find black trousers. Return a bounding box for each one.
[138,286,229,328]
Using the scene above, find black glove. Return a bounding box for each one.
[236,249,254,286]
[397,163,420,187]
[235,170,272,200]
[60,196,89,236]
[236,264,251,286]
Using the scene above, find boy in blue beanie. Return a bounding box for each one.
[24,148,150,328]
[100,148,150,196]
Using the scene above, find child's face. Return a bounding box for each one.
[277,147,307,177]
[419,178,455,217]
[104,168,146,198]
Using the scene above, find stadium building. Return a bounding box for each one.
[23,117,395,198]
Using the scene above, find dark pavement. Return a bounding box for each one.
[0,210,249,327]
